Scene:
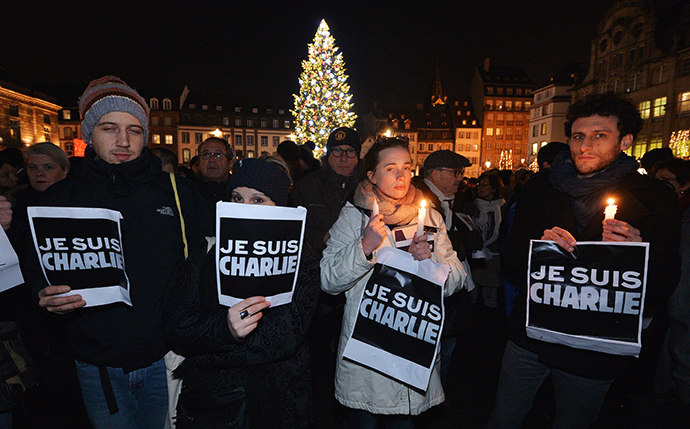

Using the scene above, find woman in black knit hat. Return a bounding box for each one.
[165,157,319,429]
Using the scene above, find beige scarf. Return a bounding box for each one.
[353,179,424,226]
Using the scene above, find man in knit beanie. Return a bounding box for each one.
[31,76,207,428]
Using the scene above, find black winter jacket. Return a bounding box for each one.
[23,146,207,371]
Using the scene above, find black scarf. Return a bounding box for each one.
[550,151,639,233]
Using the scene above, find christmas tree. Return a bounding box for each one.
[292,20,357,151]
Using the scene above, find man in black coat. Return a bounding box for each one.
[28,76,206,428]
[486,93,681,429]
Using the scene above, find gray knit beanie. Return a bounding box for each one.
[79,76,150,145]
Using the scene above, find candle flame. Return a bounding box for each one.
[607,198,615,205]
[421,199,426,209]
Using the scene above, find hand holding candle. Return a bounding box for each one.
[416,199,427,238]
[604,198,617,220]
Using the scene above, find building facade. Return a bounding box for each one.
[0,79,61,149]
[452,98,482,178]
[57,107,83,156]
[469,59,533,171]
[573,0,690,158]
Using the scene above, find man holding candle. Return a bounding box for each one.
[487,92,681,429]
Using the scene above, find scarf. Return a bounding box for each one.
[474,198,504,250]
[550,151,639,233]
[353,179,423,226]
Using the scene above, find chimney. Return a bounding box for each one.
[483,58,490,73]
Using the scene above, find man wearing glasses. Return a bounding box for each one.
[196,137,235,225]
[416,150,481,390]
[291,126,363,427]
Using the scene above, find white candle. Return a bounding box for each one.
[372,198,379,217]
[417,199,427,237]
[604,198,617,220]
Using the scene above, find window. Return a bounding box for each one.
[252,108,258,114]
[627,73,641,92]
[639,101,651,119]
[487,113,494,122]
[10,120,20,140]
[44,127,51,141]
[458,131,464,139]
[261,136,268,146]
[653,97,666,117]
[681,57,690,77]
[152,117,160,126]
[678,92,690,114]
[163,99,172,110]
[532,125,538,137]
[235,118,242,127]
[649,134,662,150]
[153,134,161,144]
[260,119,267,128]
[235,135,243,146]
[540,123,547,135]
[506,129,513,139]
[486,128,494,136]
[486,142,492,149]
[486,100,493,110]
[496,87,504,95]
[202,105,208,110]
[44,114,51,124]
[419,144,425,151]
[165,135,173,145]
[516,89,523,95]
[182,149,191,162]
[189,104,196,109]
[633,142,646,159]
[182,132,190,143]
[150,98,159,109]
[610,79,620,93]
[247,135,254,146]
[487,87,494,94]
[532,143,539,156]
[272,119,279,128]
[284,120,290,128]
[505,101,513,111]
[462,120,467,125]
[506,88,513,95]
[273,137,280,146]
[64,127,73,139]
[235,107,241,113]
[247,119,254,127]
[9,105,19,116]
[164,117,172,126]
[651,66,667,85]
[515,129,523,140]
[496,128,503,139]
[473,132,479,139]
[63,110,71,120]
[428,144,434,152]
[223,117,230,126]
[496,100,503,110]
[216,106,223,111]
[195,133,203,143]
[524,102,531,110]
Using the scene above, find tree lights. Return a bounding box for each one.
[292,20,357,150]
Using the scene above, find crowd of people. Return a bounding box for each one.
[1,77,689,429]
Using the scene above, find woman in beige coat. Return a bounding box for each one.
[320,137,468,428]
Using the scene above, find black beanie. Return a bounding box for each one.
[326,127,361,154]
[226,158,291,206]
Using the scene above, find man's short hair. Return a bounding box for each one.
[537,142,569,170]
[199,137,234,160]
[150,147,178,172]
[564,92,643,141]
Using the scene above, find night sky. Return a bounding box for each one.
[3,1,620,112]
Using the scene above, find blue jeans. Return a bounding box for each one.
[76,357,168,429]
[348,408,413,429]
[486,341,613,429]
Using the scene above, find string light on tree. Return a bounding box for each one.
[292,19,357,150]
[670,129,690,158]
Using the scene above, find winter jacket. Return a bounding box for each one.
[23,146,206,371]
[165,242,321,428]
[320,202,466,415]
[504,169,681,380]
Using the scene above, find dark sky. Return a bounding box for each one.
[3,1,619,113]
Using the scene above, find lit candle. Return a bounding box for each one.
[371,198,379,217]
[604,198,617,220]
[417,199,427,237]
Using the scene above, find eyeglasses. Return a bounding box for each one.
[436,168,464,177]
[200,152,227,160]
[330,147,357,158]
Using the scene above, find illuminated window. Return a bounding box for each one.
[486,128,494,136]
[639,101,651,119]
[633,142,646,159]
[153,134,161,144]
[165,135,173,145]
[183,149,191,162]
[679,92,690,114]
[649,134,662,150]
[541,123,547,135]
[63,110,71,120]
[653,97,667,117]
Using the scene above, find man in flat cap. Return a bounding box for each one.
[416,149,482,388]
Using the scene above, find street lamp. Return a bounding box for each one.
[485,160,491,170]
[210,129,223,138]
